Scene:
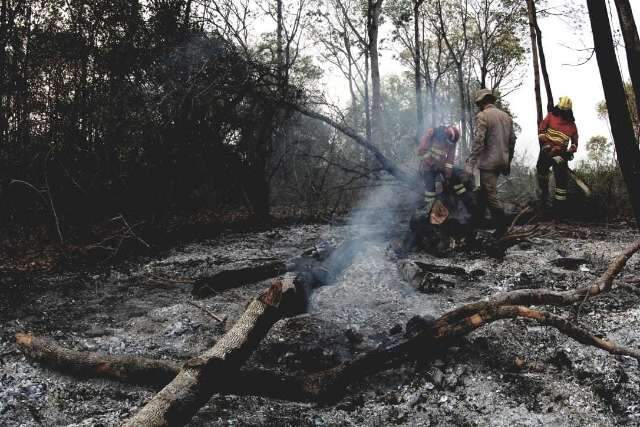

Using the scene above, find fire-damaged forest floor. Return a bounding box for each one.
[2,219,640,426]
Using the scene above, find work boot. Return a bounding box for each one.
[552,199,567,224]
[435,227,451,255]
[460,192,477,221]
[490,209,508,239]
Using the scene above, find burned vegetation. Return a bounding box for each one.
[3,216,640,426]
[2,0,640,426]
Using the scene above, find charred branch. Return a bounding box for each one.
[192,261,288,298]
[122,279,300,427]
[14,332,324,402]
[293,106,419,188]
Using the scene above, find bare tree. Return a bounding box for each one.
[586,0,640,226]
[528,0,553,111]
[526,0,542,123]
[311,0,368,130]
[421,23,454,127]
[429,0,471,156]
[613,0,640,125]
[469,0,525,94]
[367,0,385,147]
[413,0,425,144]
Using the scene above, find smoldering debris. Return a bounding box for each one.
[3,223,640,426]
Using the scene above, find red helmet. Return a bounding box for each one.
[446,126,460,143]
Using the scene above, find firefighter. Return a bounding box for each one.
[417,125,474,217]
[465,89,517,238]
[536,96,579,218]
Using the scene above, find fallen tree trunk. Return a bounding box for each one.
[191,237,370,299]
[15,332,325,402]
[15,333,180,387]
[122,278,298,427]
[192,261,288,298]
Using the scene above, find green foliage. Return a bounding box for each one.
[597,81,639,138]
[585,135,613,167]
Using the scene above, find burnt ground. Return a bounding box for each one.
[1,221,640,426]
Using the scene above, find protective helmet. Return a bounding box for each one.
[446,126,460,143]
[557,96,573,111]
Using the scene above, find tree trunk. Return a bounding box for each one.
[0,0,7,140]
[456,64,468,158]
[430,85,437,127]
[343,30,358,127]
[587,0,640,226]
[526,0,543,124]
[364,50,372,143]
[182,0,192,30]
[530,0,553,111]
[368,0,383,147]
[414,0,424,145]
[276,0,284,96]
[15,332,328,402]
[614,0,640,124]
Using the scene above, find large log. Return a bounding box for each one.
[15,333,179,387]
[192,261,288,298]
[192,238,365,298]
[123,279,298,427]
[15,332,324,402]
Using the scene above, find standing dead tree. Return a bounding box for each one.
[587,0,640,226]
[527,0,553,113]
[367,0,385,149]
[526,0,542,123]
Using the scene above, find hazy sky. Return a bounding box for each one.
[318,0,639,166]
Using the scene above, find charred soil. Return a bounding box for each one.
[1,222,640,426]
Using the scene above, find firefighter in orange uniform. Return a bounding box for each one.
[537,96,579,217]
[417,125,474,217]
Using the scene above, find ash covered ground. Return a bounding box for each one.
[1,221,640,426]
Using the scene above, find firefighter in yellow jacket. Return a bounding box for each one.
[537,96,579,217]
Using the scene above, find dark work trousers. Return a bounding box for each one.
[536,149,569,207]
[475,169,507,234]
[421,166,475,214]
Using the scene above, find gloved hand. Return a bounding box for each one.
[568,145,577,153]
[550,146,564,156]
[464,162,474,175]
[444,168,453,179]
